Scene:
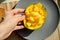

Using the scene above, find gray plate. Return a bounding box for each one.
[15,0,59,40]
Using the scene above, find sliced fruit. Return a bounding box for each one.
[24,3,47,30]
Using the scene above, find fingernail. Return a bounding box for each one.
[20,25,24,28]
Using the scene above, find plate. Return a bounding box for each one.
[15,0,59,40]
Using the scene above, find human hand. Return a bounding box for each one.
[0,9,25,40]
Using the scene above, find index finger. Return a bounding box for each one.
[6,8,25,16]
[11,8,25,13]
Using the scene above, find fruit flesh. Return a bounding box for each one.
[24,3,47,30]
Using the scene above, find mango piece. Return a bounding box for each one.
[24,3,47,30]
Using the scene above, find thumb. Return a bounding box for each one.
[14,25,24,30]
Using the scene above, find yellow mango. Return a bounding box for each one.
[24,3,47,30]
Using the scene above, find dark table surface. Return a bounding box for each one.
[5,31,24,40]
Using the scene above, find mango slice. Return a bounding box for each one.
[24,3,47,30]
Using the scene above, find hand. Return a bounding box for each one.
[0,9,25,40]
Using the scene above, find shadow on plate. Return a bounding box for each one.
[16,28,34,37]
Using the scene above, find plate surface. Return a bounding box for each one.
[15,0,59,40]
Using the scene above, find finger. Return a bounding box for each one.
[6,9,25,17]
[14,25,24,30]
[19,15,25,21]
[10,8,25,14]
[18,21,23,24]
[17,13,25,16]
[14,14,25,21]
[6,8,24,15]
[13,8,24,12]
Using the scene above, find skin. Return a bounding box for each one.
[0,9,25,40]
